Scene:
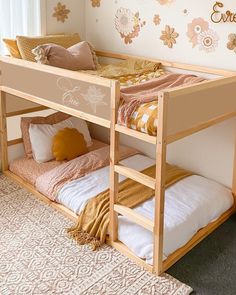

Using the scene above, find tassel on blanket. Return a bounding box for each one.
[67,228,102,250]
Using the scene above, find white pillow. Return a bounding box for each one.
[29,117,92,163]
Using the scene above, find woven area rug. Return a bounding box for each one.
[0,175,192,295]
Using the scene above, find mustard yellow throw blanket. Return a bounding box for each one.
[68,164,193,249]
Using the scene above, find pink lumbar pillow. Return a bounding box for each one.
[32,41,97,71]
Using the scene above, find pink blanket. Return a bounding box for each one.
[36,145,137,200]
[119,73,206,125]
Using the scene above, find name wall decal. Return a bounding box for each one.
[211,2,236,23]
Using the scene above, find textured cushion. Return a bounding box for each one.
[16,34,81,61]
[21,112,71,158]
[52,128,88,161]
[32,41,97,70]
[2,38,22,58]
[28,117,92,163]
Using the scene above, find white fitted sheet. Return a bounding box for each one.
[56,154,233,263]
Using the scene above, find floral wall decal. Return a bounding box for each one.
[186,18,219,53]
[160,25,179,48]
[198,30,219,53]
[227,34,236,53]
[90,0,101,8]
[52,2,70,23]
[115,8,146,44]
[187,18,209,48]
[153,14,161,26]
[157,0,174,5]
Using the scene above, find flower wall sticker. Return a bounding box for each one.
[52,2,70,23]
[57,78,107,114]
[153,14,161,26]
[227,34,236,54]
[157,0,174,5]
[90,0,101,8]
[198,30,219,53]
[115,8,146,44]
[160,25,179,48]
[187,18,219,53]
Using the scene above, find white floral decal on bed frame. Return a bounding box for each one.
[57,77,107,114]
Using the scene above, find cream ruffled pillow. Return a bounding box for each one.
[32,41,99,70]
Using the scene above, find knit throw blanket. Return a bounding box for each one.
[118,73,206,126]
[68,164,193,249]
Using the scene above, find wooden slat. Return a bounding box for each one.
[0,56,112,87]
[114,204,154,232]
[115,124,156,145]
[233,134,236,208]
[153,92,168,275]
[109,80,120,242]
[1,86,110,129]
[114,164,156,190]
[7,138,23,146]
[107,239,153,272]
[0,91,8,171]
[163,206,235,271]
[6,106,49,118]
[96,50,236,77]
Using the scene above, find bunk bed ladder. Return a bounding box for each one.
[110,81,168,275]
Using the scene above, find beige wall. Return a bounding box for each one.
[86,0,236,187]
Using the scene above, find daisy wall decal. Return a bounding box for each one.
[186,18,219,53]
[160,25,179,48]
[115,8,146,44]
[52,2,70,23]
[90,0,101,8]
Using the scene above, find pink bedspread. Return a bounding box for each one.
[9,139,107,186]
[119,73,206,126]
[36,145,137,200]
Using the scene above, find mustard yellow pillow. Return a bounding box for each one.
[2,38,22,59]
[52,128,88,161]
[16,34,81,62]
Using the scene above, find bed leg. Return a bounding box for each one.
[110,81,120,242]
[232,132,236,210]
[153,92,168,275]
[0,91,8,172]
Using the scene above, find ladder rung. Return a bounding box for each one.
[114,164,156,190]
[114,204,154,232]
[115,124,156,145]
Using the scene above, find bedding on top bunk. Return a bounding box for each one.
[83,60,206,136]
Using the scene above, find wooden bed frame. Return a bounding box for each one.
[0,51,236,276]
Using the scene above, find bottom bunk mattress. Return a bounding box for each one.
[52,154,233,263]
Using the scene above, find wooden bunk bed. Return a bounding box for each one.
[0,51,236,276]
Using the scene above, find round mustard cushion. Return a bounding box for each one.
[52,128,88,161]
